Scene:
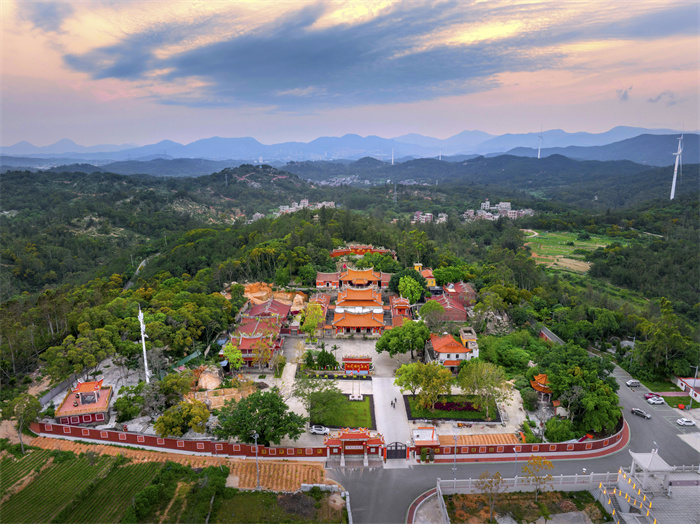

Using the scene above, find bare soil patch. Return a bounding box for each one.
[0,420,19,443]
[277,492,316,519]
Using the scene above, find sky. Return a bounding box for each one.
[1,0,698,147]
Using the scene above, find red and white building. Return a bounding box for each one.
[55,380,113,426]
[443,281,477,307]
[316,268,393,290]
[425,333,478,372]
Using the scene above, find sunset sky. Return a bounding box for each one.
[2,0,698,146]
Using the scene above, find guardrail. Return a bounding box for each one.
[437,472,620,495]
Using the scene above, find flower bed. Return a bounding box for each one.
[406,395,501,422]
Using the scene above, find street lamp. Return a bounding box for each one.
[653,441,659,454]
[252,431,260,490]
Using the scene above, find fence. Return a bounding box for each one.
[31,422,327,459]
[39,375,76,407]
[411,420,625,457]
[437,472,620,496]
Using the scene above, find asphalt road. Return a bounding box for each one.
[329,365,700,524]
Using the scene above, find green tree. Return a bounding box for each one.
[114,382,146,422]
[398,276,422,304]
[376,320,430,360]
[275,267,290,287]
[475,470,505,522]
[214,387,306,446]
[301,303,324,341]
[159,370,194,408]
[413,362,454,410]
[293,375,345,426]
[297,264,317,286]
[222,342,245,370]
[3,393,41,454]
[457,360,511,420]
[252,339,273,371]
[521,455,554,503]
[316,348,338,369]
[394,363,422,396]
[419,300,445,330]
[388,268,427,295]
[153,400,209,437]
[544,418,575,442]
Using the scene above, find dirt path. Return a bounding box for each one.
[30,436,334,492]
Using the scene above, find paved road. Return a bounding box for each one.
[330,364,700,524]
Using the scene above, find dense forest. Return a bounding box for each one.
[0,162,698,404]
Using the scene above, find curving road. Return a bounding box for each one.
[329,365,700,524]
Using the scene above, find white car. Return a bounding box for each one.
[309,425,330,435]
[647,397,664,405]
[676,418,696,426]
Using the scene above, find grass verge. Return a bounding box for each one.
[313,396,373,429]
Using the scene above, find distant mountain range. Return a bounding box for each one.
[2,126,694,166]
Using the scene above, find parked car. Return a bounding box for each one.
[676,418,696,426]
[644,393,661,400]
[309,425,330,435]
[626,379,641,387]
[630,408,651,419]
[647,397,665,405]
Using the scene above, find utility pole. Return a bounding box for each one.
[252,431,260,490]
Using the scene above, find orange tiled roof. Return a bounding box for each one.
[430,333,467,353]
[421,268,434,279]
[340,268,381,282]
[337,288,383,307]
[74,380,103,393]
[55,386,112,417]
[332,311,385,328]
[531,374,552,393]
[438,433,520,446]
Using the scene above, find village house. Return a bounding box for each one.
[425,333,478,372]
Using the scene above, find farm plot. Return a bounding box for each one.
[0,454,115,524]
[0,449,53,497]
[63,461,163,523]
[525,231,622,272]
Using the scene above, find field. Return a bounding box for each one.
[407,395,498,421]
[312,395,374,429]
[0,448,53,497]
[0,453,115,523]
[523,230,627,273]
[64,461,163,523]
[214,490,346,523]
[445,490,611,523]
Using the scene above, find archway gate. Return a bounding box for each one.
[324,428,385,466]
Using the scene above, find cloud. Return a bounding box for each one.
[616,86,632,102]
[648,91,677,106]
[57,1,697,110]
[19,2,74,32]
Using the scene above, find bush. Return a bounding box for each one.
[544,418,575,442]
[309,486,324,501]
[420,447,428,462]
[520,389,538,411]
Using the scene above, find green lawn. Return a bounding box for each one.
[640,380,683,392]
[407,395,499,421]
[215,490,345,523]
[662,396,693,409]
[312,396,373,429]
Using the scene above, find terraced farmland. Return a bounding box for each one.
[64,462,163,523]
[0,454,115,523]
[0,449,53,497]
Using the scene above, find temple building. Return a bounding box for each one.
[425,333,478,372]
[55,380,112,426]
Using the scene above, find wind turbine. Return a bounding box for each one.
[537,125,544,159]
[670,133,683,200]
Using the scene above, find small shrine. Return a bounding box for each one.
[530,373,553,403]
[324,428,385,466]
[55,380,112,426]
[342,355,372,375]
